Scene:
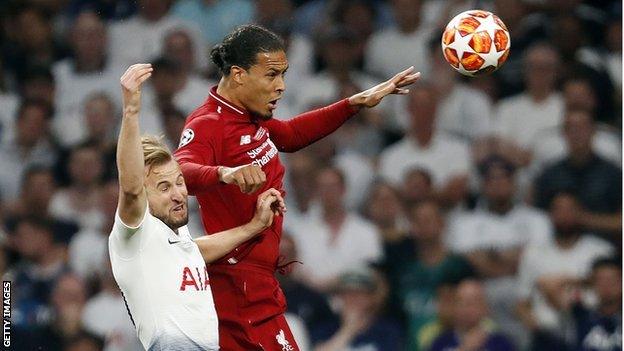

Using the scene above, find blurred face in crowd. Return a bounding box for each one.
[340,1,375,39]
[152,66,184,99]
[366,183,404,228]
[22,76,55,105]
[164,30,195,72]
[482,165,515,208]
[236,51,287,120]
[316,168,346,211]
[593,265,622,307]
[403,168,433,204]
[22,169,56,210]
[17,104,49,148]
[69,146,103,187]
[552,15,583,56]
[563,110,594,158]
[51,274,87,312]
[563,80,597,114]
[144,160,189,230]
[255,0,293,25]
[162,109,186,147]
[16,8,51,50]
[138,0,171,21]
[523,45,560,95]
[408,85,438,137]
[71,12,107,67]
[391,0,422,32]
[549,193,582,238]
[455,280,489,332]
[607,21,621,53]
[84,94,116,141]
[410,201,444,242]
[64,337,102,351]
[322,37,357,73]
[14,221,53,262]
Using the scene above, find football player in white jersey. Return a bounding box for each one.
[109,63,285,351]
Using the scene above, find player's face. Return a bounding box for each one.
[144,160,189,231]
[240,51,288,120]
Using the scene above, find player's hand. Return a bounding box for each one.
[120,63,153,117]
[348,66,421,108]
[251,188,286,230]
[219,163,267,194]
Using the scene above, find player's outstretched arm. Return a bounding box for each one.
[117,63,153,227]
[194,188,285,263]
[262,67,420,153]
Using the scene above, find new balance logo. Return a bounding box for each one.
[240,135,251,145]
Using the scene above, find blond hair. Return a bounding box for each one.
[141,135,172,171]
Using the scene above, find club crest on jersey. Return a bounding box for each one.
[253,127,267,141]
[240,135,251,145]
[179,129,194,147]
[276,330,294,351]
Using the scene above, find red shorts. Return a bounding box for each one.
[208,263,299,351]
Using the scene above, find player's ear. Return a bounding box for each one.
[230,65,246,85]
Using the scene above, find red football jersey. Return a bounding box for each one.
[174,87,357,267]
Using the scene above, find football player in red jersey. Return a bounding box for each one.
[174,24,420,350]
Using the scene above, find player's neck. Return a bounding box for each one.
[216,79,248,114]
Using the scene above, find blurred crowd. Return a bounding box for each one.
[0,0,621,350]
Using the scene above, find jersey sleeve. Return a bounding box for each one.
[174,116,222,195]
[261,99,358,153]
[109,204,150,259]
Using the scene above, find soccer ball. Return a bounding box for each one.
[441,10,511,76]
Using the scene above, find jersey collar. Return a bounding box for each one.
[208,86,249,118]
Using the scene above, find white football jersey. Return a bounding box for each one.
[109,205,219,350]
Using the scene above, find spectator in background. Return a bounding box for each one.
[283,150,321,230]
[448,155,551,346]
[532,77,621,172]
[573,257,622,351]
[160,105,186,151]
[13,274,88,350]
[68,179,116,280]
[516,192,614,349]
[291,167,382,292]
[363,181,409,244]
[494,42,563,166]
[6,166,57,220]
[383,199,473,350]
[427,37,493,143]
[160,30,215,110]
[49,142,105,231]
[63,332,105,351]
[414,278,458,351]
[0,56,19,146]
[401,167,434,208]
[366,0,433,79]
[430,279,516,351]
[18,65,57,107]
[108,0,202,69]
[278,233,335,335]
[378,82,471,207]
[2,5,66,79]
[604,18,621,97]
[171,0,252,50]
[52,11,119,146]
[533,109,622,240]
[0,99,57,201]
[81,264,142,351]
[312,267,403,351]
[7,217,69,328]
[295,26,378,115]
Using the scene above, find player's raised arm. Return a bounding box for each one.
[194,188,286,263]
[262,67,421,153]
[117,64,153,227]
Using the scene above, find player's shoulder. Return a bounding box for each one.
[183,105,225,135]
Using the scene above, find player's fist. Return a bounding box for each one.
[219,163,267,194]
[251,188,286,230]
[120,63,153,116]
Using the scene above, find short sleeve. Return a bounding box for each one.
[109,204,150,259]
